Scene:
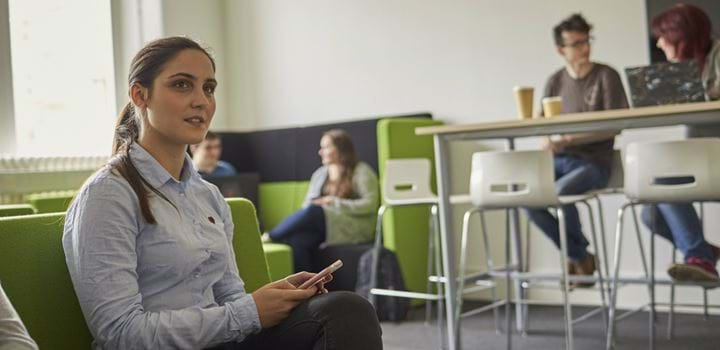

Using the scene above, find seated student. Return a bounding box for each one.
[190,131,238,178]
[267,129,379,273]
[62,37,382,349]
[525,14,628,287]
[641,3,720,282]
[0,283,38,350]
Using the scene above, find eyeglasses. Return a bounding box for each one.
[563,36,594,49]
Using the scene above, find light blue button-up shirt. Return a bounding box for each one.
[63,143,261,349]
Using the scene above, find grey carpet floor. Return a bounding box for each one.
[381,302,720,349]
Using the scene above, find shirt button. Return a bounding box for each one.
[180,192,185,196]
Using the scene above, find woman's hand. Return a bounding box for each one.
[311,196,334,206]
[286,271,333,294]
[251,278,318,328]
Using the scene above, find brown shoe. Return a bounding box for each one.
[569,253,597,288]
[667,257,719,283]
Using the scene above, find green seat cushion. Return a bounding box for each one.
[377,118,444,300]
[0,204,35,217]
[262,243,294,281]
[0,213,93,349]
[25,190,76,214]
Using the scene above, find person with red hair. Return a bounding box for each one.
[652,2,720,100]
[642,3,720,283]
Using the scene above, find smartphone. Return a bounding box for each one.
[298,260,343,289]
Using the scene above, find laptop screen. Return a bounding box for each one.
[625,60,707,107]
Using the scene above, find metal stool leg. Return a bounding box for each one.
[580,200,609,332]
[607,204,629,350]
[594,195,611,280]
[703,289,709,320]
[699,203,710,321]
[369,206,387,306]
[504,209,513,350]
[557,207,574,350]
[431,205,446,349]
[522,213,531,334]
[649,205,656,350]
[479,211,502,334]
[667,247,676,340]
[426,207,436,325]
[630,206,651,288]
[456,208,479,344]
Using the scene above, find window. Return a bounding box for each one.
[8,0,116,156]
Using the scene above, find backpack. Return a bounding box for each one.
[356,247,410,322]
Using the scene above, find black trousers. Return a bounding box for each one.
[210,291,383,350]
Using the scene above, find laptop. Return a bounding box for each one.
[625,60,707,107]
[204,173,261,214]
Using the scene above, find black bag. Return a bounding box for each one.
[356,247,410,322]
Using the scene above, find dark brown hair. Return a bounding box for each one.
[322,129,358,199]
[553,14,592,47]
[651,3,712,72]
[113,36,216,224]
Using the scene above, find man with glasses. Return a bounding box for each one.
[526,13,628,287]
[190,131,238,178]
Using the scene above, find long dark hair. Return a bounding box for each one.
[322,129,358,199]
[113,36,216,224]
[651,3,712,72]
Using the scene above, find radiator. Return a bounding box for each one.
[0,155,109,204]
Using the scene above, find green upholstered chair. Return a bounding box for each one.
[258,181,309,279]
[225,198,272,292]
[0,204,35,217]
[25,190,76,214]
[0,199,271,349]
[258,181,309,230]
[262,243,295,281]
[376,117,443,300]
[0,213,93,349]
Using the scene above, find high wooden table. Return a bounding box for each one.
[415,101,720,350]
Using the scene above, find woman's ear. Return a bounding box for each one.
[129,83,149,109]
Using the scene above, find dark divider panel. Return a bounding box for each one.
[219,112,432,182]
[221,128,297,182]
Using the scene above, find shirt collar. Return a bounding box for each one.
[129,142,201,189]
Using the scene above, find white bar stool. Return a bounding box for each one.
[456,150,608,350]
[606,138,720,350]
[369,158,450,348]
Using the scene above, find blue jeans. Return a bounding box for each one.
[269,205,327,273]
[525,154,609,262]
[641,204,714,262]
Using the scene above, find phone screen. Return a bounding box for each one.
[298,260,343,289]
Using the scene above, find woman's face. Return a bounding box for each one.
[657,36,679,61]
[318,135,340,165]
[138,49,217,147]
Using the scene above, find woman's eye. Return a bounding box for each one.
[204,84,216,95]
[173,80,191,89]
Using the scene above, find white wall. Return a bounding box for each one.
[223,0,649,129]
[162,0,231,129]
[0,0,15,155]
[162,0,720,310]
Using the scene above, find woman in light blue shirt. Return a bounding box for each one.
[62,37,381,350]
